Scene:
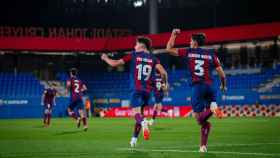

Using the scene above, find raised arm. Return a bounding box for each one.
[166,29,181,56]
[101,54,125,67]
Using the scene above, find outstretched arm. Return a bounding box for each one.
[216,66,227,92]
[166,29,181,56]
[101,54,125,67]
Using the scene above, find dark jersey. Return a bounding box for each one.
[178,48,221,85]
[122,51,160,93]
[153,73,164,95]
[44,88,56,105]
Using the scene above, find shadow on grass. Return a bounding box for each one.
[32,125,45,128]
[199,153,217,158]
[153,127,171,131]
[54,130,83,136]
[126,150,151,158]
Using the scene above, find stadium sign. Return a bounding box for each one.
[0,26,132,39]
[102,106,192,118]
[222,95,245,100]
[0,99,28,105]
[260,95,280,100]
[0,22,279,52]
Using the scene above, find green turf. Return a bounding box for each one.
[0,117,279,158]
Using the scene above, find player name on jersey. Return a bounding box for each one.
[136,57,153,63]
[188,53,213,60]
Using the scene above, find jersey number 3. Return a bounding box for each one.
[136,64,152,81]
[194,60,204,76]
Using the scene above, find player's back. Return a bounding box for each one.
[129,51,159,93]
[44,88,56,104]
[68,77,84,101]
[153,73,163,93]
[184,48,220,85]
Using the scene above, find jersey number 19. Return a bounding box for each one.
[136,64,152,81]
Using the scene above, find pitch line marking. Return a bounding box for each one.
[154,142,280,149]
[117,148,280,157]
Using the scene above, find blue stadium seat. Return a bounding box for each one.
[0,73,43,97]
[52,66,280,105]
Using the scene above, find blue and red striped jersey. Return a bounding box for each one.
[67,77,84,101]
[122,51,160,93]
[178,48,221,85]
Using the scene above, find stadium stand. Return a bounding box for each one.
[0,73,44,97]
[0,63,279,118]
[54,63,280,107]
[0,73,69,118]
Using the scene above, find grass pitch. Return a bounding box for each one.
[0,117,279,158]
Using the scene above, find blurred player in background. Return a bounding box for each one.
[66,68,88,131]
[150,70,169,124]
[101,36,168,148]
[166,29,226,152]
[85,97,91,118]
[41,84,57,127]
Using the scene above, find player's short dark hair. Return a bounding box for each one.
[136,36,152,50]
[191,33,206,46]
[69,68,78,76]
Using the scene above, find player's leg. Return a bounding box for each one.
[197,85,222,152]
[43,105,49,127]
[193,109,212,152]
[191,84,211,152]
[158,93,168,113]
[151,102,162,125]
[193,111,211,152]
[75,111,82,128]
[78,109,87,131]
[192,84,212,124]
[86,108,90,118]
[77,100,88,131]
[149,92,163,125]
[46,105,52,126]
[195,109,212,153]
[152,103,159,120]
[43,105,47,125]
[152,93,163,121]
[130,92,142,147]
[141,92,152,139]
[67,102,78,120]
[130,91,150,147]
[130,106,143,146]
